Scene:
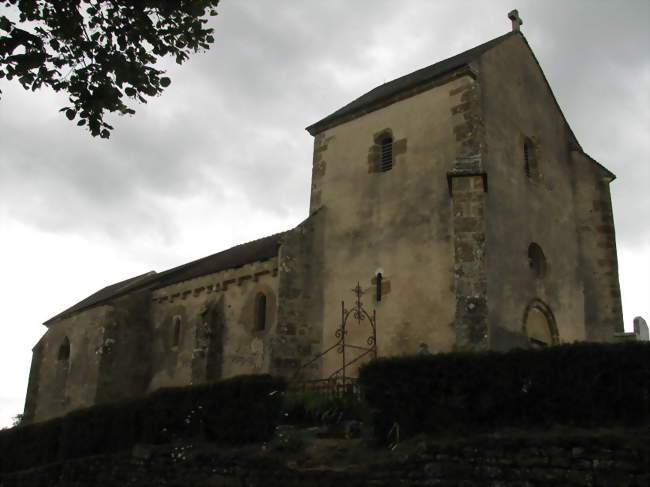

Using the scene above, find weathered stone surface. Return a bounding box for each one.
[23,30,624,424]
[3,429,648,486]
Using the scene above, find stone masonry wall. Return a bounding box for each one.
[449,70,484,158]
[2,429,647,486]
[480,33,589,346]
[571,151,624,342]
[447,74,488,350]
[449,172,488,350]
[272,212,325,379]
[149,258,279,390]
[22,339,44,424]
[27,305,112,423]
[94,289,152,406]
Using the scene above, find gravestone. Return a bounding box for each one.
[633,316,649,341]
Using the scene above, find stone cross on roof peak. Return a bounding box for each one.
[508,9,523,32]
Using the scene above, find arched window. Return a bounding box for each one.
[55,336,71,406]
[172,316,182,347]
[528,243,547,278]
[255,293,267,331]
[58,336,70,361]
[379,135,393,172]
[523,299,559,347]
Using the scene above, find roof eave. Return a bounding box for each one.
[306,65,477,136]
[43,233,286,325]
[574,149,617,181]
[306,31,516,137]
[43,272,158,326]
[514,34,583,153]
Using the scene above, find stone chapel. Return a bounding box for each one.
[23,14,624,423]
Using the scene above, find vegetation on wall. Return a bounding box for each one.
[359,342,650,442]
[281,391,365,427]
[0,374,285,473]
[3,343,649,474]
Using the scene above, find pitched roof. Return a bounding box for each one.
[44,232,284,325]
[153,232,284,289]
[44,271,158,325]
[306,32,515,135]
[307,31,585,154]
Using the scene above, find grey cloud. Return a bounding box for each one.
[2,0,648,431]
[0,0,647,251]
[523,1,650,249]
[1,111,214,241]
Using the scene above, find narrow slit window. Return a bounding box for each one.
[172,317,182,347]
[255,293,267,331]
[523,137,539,180]
[524,139,532,178]
[376,273,383,302]
[380,136,393,172]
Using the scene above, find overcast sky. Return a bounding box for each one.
[1,0,648,427]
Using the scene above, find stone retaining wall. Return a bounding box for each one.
[2,428,647,487]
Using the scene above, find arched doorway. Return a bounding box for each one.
[523,299,559,347]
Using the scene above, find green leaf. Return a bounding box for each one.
[159,77,171,88]
[77,119,86,126]
[65,109,76,120]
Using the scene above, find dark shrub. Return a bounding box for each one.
[0,374,286,473]
[359,342,650,442]
[0,418,60,472]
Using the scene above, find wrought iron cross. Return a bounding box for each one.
[352,282,364,321]
[508,9,523,32]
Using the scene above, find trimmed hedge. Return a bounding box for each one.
[0,374,285,473]
[359,342,650,441]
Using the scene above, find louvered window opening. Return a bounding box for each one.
[380,137,393,172]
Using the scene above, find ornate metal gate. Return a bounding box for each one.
[293,283,377,394]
